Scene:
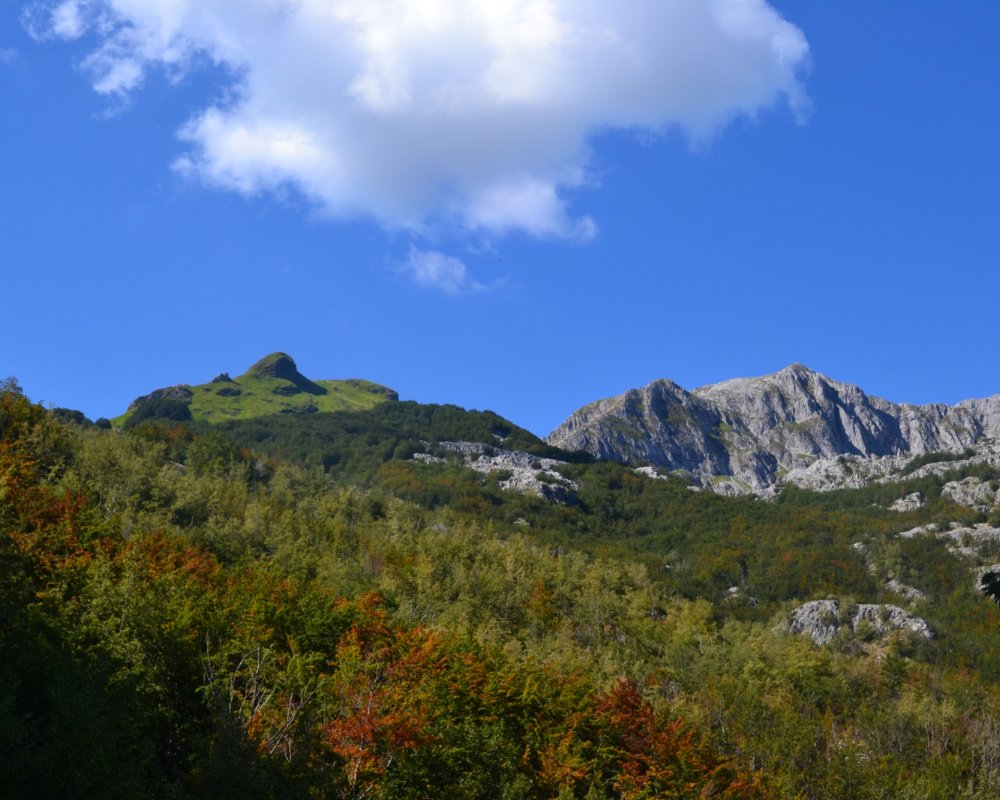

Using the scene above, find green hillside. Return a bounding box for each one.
[7,375,1000,798]
[114,352,397,426]
[215,399,578,481]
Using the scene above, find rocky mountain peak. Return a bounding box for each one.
[696,363,837,398]
[549,366,1000,495]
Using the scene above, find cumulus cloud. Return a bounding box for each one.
[24,0,809,239]
[401,247,485,295]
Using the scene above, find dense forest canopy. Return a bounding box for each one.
[2,381,1000,798]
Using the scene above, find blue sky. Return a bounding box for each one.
[3,1,999,436]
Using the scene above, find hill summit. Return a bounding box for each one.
[247,352,303,381]
[118,353,397,426]
[548,364,1000,494]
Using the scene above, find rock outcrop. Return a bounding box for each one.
[126,384,194,412]
[885,580,926,602]
[787,599,842,645]
[549,364,1000,494]
[941,477,1000,510]
[415,442,578,502]
[785,599,932,646]
[249,352,327,395]
[247,352,304,382]
[935,524,1000,559]
[889,492,924,512]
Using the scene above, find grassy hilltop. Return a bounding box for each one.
[114,352,397,427]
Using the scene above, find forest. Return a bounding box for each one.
[2,379,1000,799]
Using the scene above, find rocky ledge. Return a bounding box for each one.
[777,441,1000,496]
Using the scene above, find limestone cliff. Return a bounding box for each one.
[548,364,1000,494]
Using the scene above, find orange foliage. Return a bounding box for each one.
[597,678,770,799]
[324,594,446,799]
[129,531,221,584]
[0,392,95,569]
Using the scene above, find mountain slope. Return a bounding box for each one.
[116,352,398,426]
[215,398,571,481]
[548,363,1000,493]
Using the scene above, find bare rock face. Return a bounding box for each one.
[782,441,1000,495]
[127,385,193,412]
[550,378,733,480]
[415,442,578,502]
[785,599,932,646]
[787,600,843,645]
[942,477,1000,510]
[549,364,1000,495]
[852,604,932,640]
[890,492,924,512]
[885,580,926,602]
[935,524,1000,559]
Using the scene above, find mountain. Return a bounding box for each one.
[548,363,1000,494]
[7,362,1000,796]
[113,351,575,486]
[116,352,398,426]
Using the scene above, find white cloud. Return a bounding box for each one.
[50,0,86,38]
[25,0,810,239]
[0,48,18,64]
[401,247,485,295]
[21,0,85,40]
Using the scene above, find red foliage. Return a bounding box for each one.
[323,594,446,799]
[597,678,770,799]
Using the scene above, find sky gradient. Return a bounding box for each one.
[3,2,999,436]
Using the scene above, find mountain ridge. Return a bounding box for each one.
[548,364,1000,493]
